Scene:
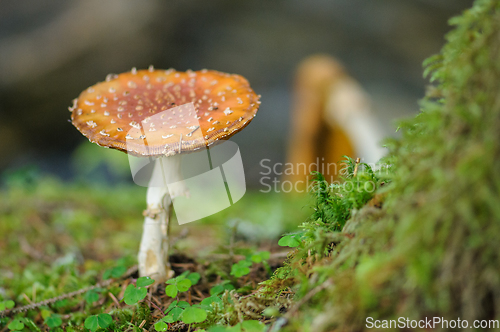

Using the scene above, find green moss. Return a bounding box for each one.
[267,0,500,330]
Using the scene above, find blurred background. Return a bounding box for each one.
[0,0,473,188]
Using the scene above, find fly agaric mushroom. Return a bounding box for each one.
[70,67,260,281]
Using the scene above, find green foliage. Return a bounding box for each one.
[136,276,154,288]
[8,318,24,331]
[154,299,210,330]
[308,157,380,233]
[44,314,63,328]
[164,300,190,322]
[265,157,383,297]
[2,165,41,189]
[208,320,265,332]
[230,260,252,278]
[84,289,101,304]
[230,251,271,278]
[210,281,235,296]
[182,306,208,324]
[84,313,113,331]
[72,141,131,183]
[102,257,134,280]
[250,251,270,263]
[277,234,301,248]
[165,275,192,298]
[267,1,500,331]
[0,300,15,311]
[201,295,224,309]
[102,266,126,280]
[180,270,201,285]
[123,277,154,305]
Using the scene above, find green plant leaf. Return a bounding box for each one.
[181,306,207,324]
[8,318,24,331]
[251,255,262,263]
[84,314,112,331]
[103,265,127,280]
[40,309,51,320]
[259,251,270,260]
[227,324,242,332]
[45,314,62,328]
[54,299,68,308]
[241,320,265,332]
[251,251,270,263]
[137,276,155,287]
[208,327,231,332]
[231,260,252,277]
[165,300,178,312]
[97,314,113,328]
[201,295,223,311]
[84,316,99,332]
[123,284,148,305]
[165,278,176,285]
[278,235,301,247]
[177,301,190,308]
[166,275,185,284]
[210,282,235,296]
[166,307,184,322]
[262,307,280,317]
[111,266,127,278]
[154,320,169,331]
[177,279,192,292]
[165,284,178,298]
[187,272,201,285]
[0,300,15,311]
[85,290,100,304]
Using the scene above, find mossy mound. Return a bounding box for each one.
[277,0,500,330]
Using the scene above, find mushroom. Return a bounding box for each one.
[70,67,260,281]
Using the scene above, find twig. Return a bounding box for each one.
[353,157,361,177]
[148,299,164,318]
[108,292,120,308]
[0,265,138,318]
[21,294,32,305]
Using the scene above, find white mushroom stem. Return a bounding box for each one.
[138,154,188,282]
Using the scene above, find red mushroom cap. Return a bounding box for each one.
[70,67,260,157]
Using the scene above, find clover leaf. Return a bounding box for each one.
[84,313,113,332]
[45,314,62,328]
[250,251,270,263]
[0,300,14,311]
[8,318,24,331]
[186,272,201,285]
[136,276,154,287]
[102,265,126,280]
[181,306,207,324]
[85,289,100,304]
[165,275,192,298]
[200,295,223,311]
[123,284,148,305]
[278,235,301,247]
[241,320,265,332]
[230,260,252,277]
[155,300,207,330]
[154,320,169,331]
[210,281,235,296]
[122,277,154,305]
[207,320,264,332]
